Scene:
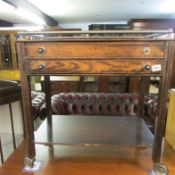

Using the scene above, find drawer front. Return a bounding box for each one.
[24,41,165,59]
[25,59,164,75]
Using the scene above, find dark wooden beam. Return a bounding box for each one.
[0,20,13,27]
[3,0,58,27]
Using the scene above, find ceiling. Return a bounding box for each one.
[0,0,175,27]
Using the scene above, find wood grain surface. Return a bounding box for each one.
[25,59,164,75]
[24,41,165,59]
[0,139,175,175]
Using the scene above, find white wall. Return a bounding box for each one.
[0,101,24,134]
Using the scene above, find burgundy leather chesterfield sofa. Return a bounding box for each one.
[51,93,158,132]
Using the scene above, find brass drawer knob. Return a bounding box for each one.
[38,64,46,70]
[143,47,151,55]
[38,47,45,54]
[144,64,151,71]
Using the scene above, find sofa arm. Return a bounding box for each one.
[31,91,46,120]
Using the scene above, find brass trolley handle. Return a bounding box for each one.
[38,64,46,70]
[144,64,151,71]
[37,47,45,54]
[143,47,151,55]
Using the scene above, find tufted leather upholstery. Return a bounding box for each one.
[52,93,157,115]
[31,92,157,131]
[31,91,46,120]
[51,93,158,132]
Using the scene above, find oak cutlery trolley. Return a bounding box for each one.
[17,30,174,173]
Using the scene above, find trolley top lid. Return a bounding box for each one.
[17,29,174,41]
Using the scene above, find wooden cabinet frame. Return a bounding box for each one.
[17,30,174,171]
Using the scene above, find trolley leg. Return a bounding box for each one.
[9,103,16,149]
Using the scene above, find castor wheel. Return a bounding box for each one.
[151,163,169,175]
[24,157,35,168]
